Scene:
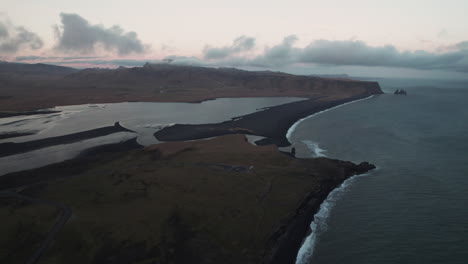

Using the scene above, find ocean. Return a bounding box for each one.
[291,79,468,264]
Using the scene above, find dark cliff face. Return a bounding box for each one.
[263,159,376,264]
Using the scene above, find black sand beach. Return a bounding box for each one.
[155,93,379,147]
[0,131,36,140]
[0,137,142,190]
[0,122,134,158]
[0,110,61,118]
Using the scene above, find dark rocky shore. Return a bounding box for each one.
[0,135,375,264]
[263,160,376,264]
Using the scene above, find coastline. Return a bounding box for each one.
[0,134,375,264]
[262,95,379,264]
[286,95,376,141]
[263,160,375,264]
[0,92,382,263]
[155,93,381,147]
[294,169,375,264]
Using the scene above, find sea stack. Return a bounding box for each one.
[394,89,408,95]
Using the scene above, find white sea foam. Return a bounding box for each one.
[286,95,375,142]
[302,140,327,157]
[295,170,376,264]
[141,123,175,129]
[288,96,377,264]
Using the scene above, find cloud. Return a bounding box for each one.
[15,55,100,61]
[0,23,8,38]
[0,19,43,54]
[454,41,468,51]
[163,55,206,66]
[13,55,207,68]
[54,13,148,55]
[203,35,255,59]
[297,40,464,69]
[437,29,448,38]
[205,36,468,72]
[250,35,299,67]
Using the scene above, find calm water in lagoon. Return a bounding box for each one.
[0,97,305,144]
[292,82,468,264]
[0,97,305,175]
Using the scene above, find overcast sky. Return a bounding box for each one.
[1,0,468,78]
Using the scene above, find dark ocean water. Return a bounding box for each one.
[292,80,468,264]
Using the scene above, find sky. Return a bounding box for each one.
[1,0,468,79]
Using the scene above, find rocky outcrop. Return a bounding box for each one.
[394,89,407,95]
[263,159,376,264]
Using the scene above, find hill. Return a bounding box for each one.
[0,62,382,111]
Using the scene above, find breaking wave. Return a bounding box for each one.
[302,140,327,157]
[286,95,375,142]
[295,171,374,264]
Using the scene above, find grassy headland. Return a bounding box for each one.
[0,135,375,264]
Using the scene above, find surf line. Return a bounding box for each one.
[287,95,377,264]
[286,95,375,142]
[294,169,376,264]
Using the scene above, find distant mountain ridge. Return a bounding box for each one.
[309,73,351,79]
[0,62,383,111]
[0,61,77,77]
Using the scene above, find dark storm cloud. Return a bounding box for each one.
[203,36,255,59]
[54,13,148,55]
[0,21,43,54]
